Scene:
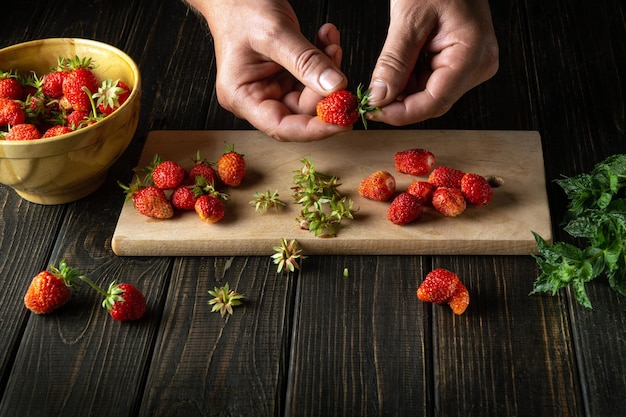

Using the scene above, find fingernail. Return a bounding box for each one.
[319,69,344,91]
[368,80,387,103]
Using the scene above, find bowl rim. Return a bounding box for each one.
[0,38,141,148]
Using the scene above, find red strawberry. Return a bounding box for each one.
[102,282,146,321]
[0,97,25,126]
[461,173,493,206]
[448,281,470,315]
[65,110,90,128]
[4,123,41,141]
[0,72,23,100]
[387,192,424,225]
[171,185,198,211]
[316,84,378,127]
[431,187,466,217]
[62,57,99,112]
[94,79,130,115]
[151,159,186,190]
[394,148,436,176]
[195,194,225,223]
[217,143,246,187]
[358,170,396,201]
[120,178,174,219]
[42,70,68,99]
[417,268,459,304]
[189,152,219,185]
[406,180,434,204]
[417,268,469,314]
[428,166,465,188]
[23,260,82,314]
[43,125,74,138]
[134,186,174,218]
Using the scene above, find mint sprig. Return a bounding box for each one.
[531,154,626,308]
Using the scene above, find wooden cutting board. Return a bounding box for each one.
[112,130,552,256]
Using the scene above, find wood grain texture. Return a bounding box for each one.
[285,255,431,417]
[0,0,625,416]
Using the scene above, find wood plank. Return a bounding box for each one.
[431,256,584,416]
[285,255,431,417]
[112,130,552,256]
[138,256,295,416]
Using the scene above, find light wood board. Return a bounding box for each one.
[111,130,552,256]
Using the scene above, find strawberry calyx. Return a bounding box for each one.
[271,238,306,273]
[356,83,380,129]
[48,259,84,287]
[208,283,245,317]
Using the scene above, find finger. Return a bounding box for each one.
[268,27,347,95]
[367,7,437,107]
[251,99,351,142]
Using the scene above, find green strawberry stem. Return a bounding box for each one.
[77,275,124,312]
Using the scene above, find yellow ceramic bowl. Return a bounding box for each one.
[0,38,141,204]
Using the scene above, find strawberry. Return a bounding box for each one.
[417,268,459,304]
[134,186,174,219]
[120,178,174,219]
[387,192,424,225]
[0,97,25,126]
[4,123,42,141]
[0,71,23,100]
[417,268,469,315]
[316,84,378,127]
[428,166,465,188]
[195,194,225,223]
[42,70,67,99]
[65,110,90,128]
[217,143,246,187]
[189,151,219,185]
[150,157,186,190]
[43,125,73,138]
[394,148,436,176]
[448,281,470,315]
[171,185,198,211]
[406,180,434,204]
[93,79,130,115]
[103,282,146,321]
[461,173,493,206]
[62,56,99,112]
[23,260,82,314]
[431,187,466,217]
[358,170,396,201]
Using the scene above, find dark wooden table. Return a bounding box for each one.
[1,1,625,416]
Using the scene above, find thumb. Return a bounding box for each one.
[368,10,436,106]
[269,29,347,95]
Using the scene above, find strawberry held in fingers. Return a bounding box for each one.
[24,260,82,314]
[316,84,379,128]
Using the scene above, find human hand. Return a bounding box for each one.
[366,0,499,125]
[188,0,350,141]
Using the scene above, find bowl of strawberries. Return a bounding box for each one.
[0,38,141,204]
